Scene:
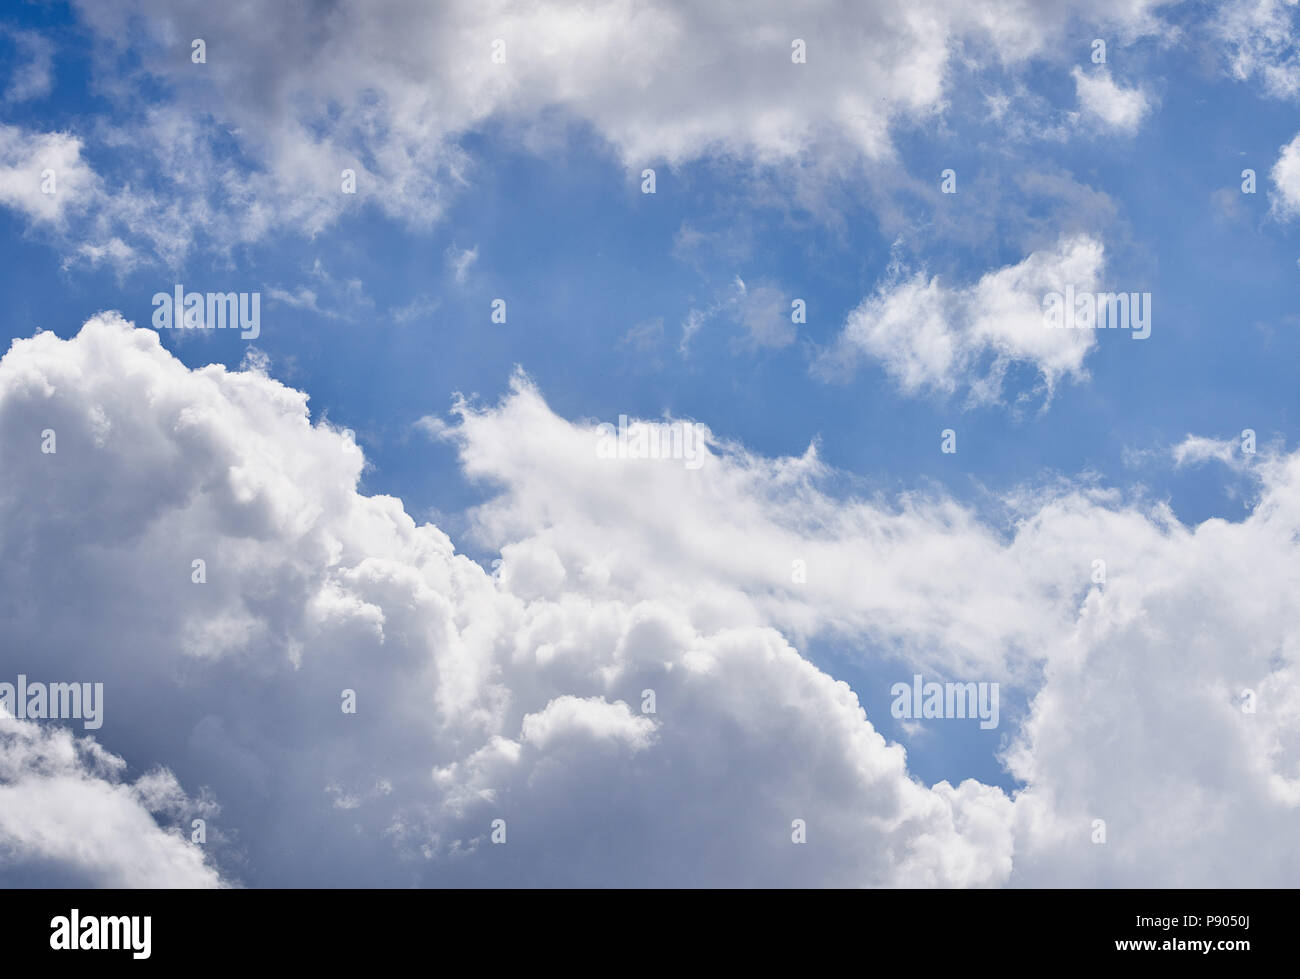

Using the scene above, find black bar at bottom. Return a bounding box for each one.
[0,888,1281,966]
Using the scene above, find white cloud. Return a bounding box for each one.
[0,125,99,227]
[268,261,373,319]
[1215,0,1300,98]
[0,123,192,273]
[1172,434,1250,469]
[267,287,324,313]
[25,0,1172,260]
[0,712,222,887]
[821,235,1105,405]
[75,237,138,273]
[446,244,479,284]
[1070,67,1153,133]
[678,308,706,354]
[0,315,1016,886]
[519,696,657,752]
[1270,131,1300,219]
[5,315,1300,886]
[3,29,54,104]
[437,370,1300,886]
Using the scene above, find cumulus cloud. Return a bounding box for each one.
[439,370,1300,886]
[0,315,1020,886]
[819,235,1105,405]
[0,712,222,887]
[10,317,1300,883]
[3,316,1299,886]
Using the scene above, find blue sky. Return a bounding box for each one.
[1,0,1299,887]
[3,2,1292,525]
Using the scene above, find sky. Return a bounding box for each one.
[0,0,1298,887]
